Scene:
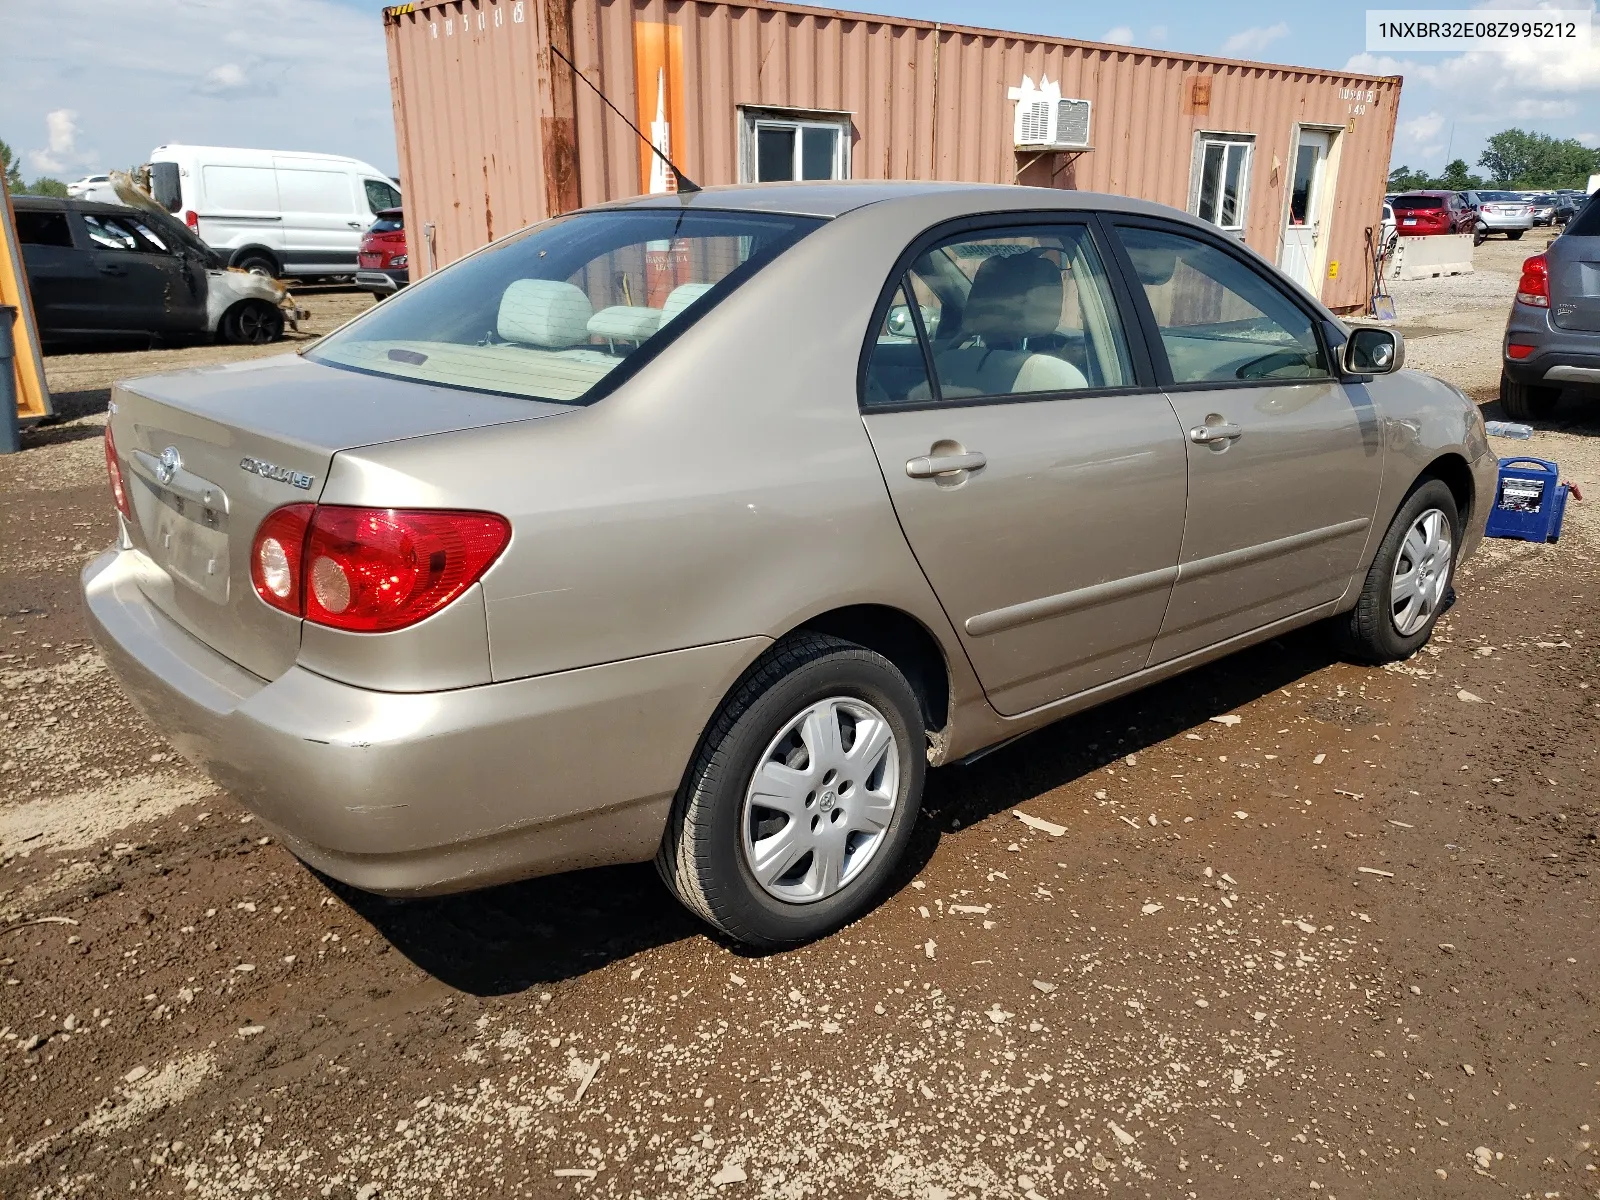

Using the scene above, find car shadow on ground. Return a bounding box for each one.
[342,625,1343,996]
[1477,387,1600,437]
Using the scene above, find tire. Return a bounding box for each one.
[657,634,926,948]
[1335,479,1460,665]
[1500,369,1560,420]
[1473,224,1488,246]
[1507,230,1524,241]
[233,252,278,279]
[222,301,285,345]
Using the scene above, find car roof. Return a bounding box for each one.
[10,195,156,217]
[595,179,1196,222]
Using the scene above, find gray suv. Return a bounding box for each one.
[1502,193,1600,417]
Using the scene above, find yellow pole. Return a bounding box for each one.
[0,173,54,425]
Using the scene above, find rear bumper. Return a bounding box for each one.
[1478,214,1535,232]
[355,269,406,294]
[1503,304,1600,389]
[83,547,766,896]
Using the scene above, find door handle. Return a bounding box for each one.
[97,264,127,276]
[906,451,986,478]
[348,221,365,229]
[1188,423,1242,445]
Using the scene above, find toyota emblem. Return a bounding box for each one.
[156,446,181,486]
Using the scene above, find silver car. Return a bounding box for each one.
[1466,190,1535,242]
[85,183,1495,946]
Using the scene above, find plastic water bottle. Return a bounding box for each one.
[1484,421,1533,439]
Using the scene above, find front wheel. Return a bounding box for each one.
[1335,479,1460,664]
[222,301,284,345]
[657,635,926,948]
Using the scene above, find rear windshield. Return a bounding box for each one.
[1393,195,1443,211]
[309,207,822,404]
[1567,194,1600,237]
[370,212,403,234]
[1479,192,1523,202]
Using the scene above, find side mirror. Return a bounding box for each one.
[1344,326,1404,375]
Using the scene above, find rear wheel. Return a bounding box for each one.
[1473,223,1488,246]
[1336,479,1459,665]
[1500,369,1560,419]
[222,301,284,345]
[1507,230,1524,241]
[657,635,925,948]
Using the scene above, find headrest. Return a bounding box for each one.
[588,305,663,342]
[658,282,715,329]
[961,253,1063,342]
[498,279,593,348]
[1124,242,1178,286]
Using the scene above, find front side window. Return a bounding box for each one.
[365,179,402,213]
[81,213,170,255]
[1115,224,1328,384]
[309,208,822,404]
[740,109,850,183]
[863,224,1134,406]
[1191,136,1253,232]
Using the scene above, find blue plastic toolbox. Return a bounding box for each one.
[1484,457,1569,544]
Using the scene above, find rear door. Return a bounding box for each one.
[13,206,91,337]
[80,211,206,334]
[859,217,1189,717]
[274,162,362,272]
[1549,201,1600,332]
[1107,218,1385,663]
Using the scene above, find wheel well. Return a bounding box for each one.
[796,605,950,733]
[230,246,280,272]
[1423,453,1475,529]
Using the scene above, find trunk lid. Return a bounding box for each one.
[111,353,567,679]
[1548,233,1600,333]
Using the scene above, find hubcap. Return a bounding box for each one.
[1390,507,1453,636]
[740,696,900,905]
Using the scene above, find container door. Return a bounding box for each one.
[860,221,1189,717]
[1279,129,1334,293]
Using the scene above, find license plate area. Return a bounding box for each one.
[127,450,232,605]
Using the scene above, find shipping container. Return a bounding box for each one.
[383,0,1400,311]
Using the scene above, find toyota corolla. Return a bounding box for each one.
[85,182,1495,947]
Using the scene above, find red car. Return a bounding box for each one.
[355,207,407,298]
[1391,191,1476,236]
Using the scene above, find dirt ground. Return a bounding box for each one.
[2,244,1598,1200]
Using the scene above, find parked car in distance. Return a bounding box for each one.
[1502,191,1600,417]
[1529,194,1559,226]
[1391,191,1475,236]
[1463,190,1535,242]
[1380,200,1396,247]
[66,173,116,202]
[12,195,291,348]
[85,182,1494,947]
[145,144,402,282]
[355,207,407,298]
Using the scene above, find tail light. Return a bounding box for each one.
[250,506,510,632]
[103,424,130,519]
[183,210,200,232]
[1516,254,1550,308]
[391,254,408,267]
[1506,343,1535,360]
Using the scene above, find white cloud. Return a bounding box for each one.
[27,108,95,175]
[1579,132,1600,145]
[1102,25,1134,45]
[0,0,394,175]
[1401,111,1447,144]
[1147,25,1169,45]
[1221,22,1290,57]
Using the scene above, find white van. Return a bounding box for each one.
[146,145,401,280]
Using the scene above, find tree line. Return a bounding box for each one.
[1,138,69,198]
[1390,128,1599,193]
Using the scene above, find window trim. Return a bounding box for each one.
[856,211,1160,413]
[737,106,852,184]
[1101,214,1342,394]
[1188,132,1255,235]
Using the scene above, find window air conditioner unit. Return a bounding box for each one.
[1009,76,1092,150]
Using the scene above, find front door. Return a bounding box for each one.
[78,211,206,334]
[1280,129,1334,293]
[860,220,1189,717]
[1110,220,1385,663]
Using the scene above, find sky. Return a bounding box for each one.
[1,0,1596,185]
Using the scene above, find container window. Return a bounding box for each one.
[1190,136,1253,233]
[308,208,823,405]
[740,108,851,183]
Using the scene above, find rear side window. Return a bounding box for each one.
[1392,195,1443,211]
[15,210,73,248]
[150,162,182,213]
[309,208,822,404]
[1115,224,1328,385]
[1566,195,1600,237]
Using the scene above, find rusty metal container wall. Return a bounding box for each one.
[385,0,1398,310]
